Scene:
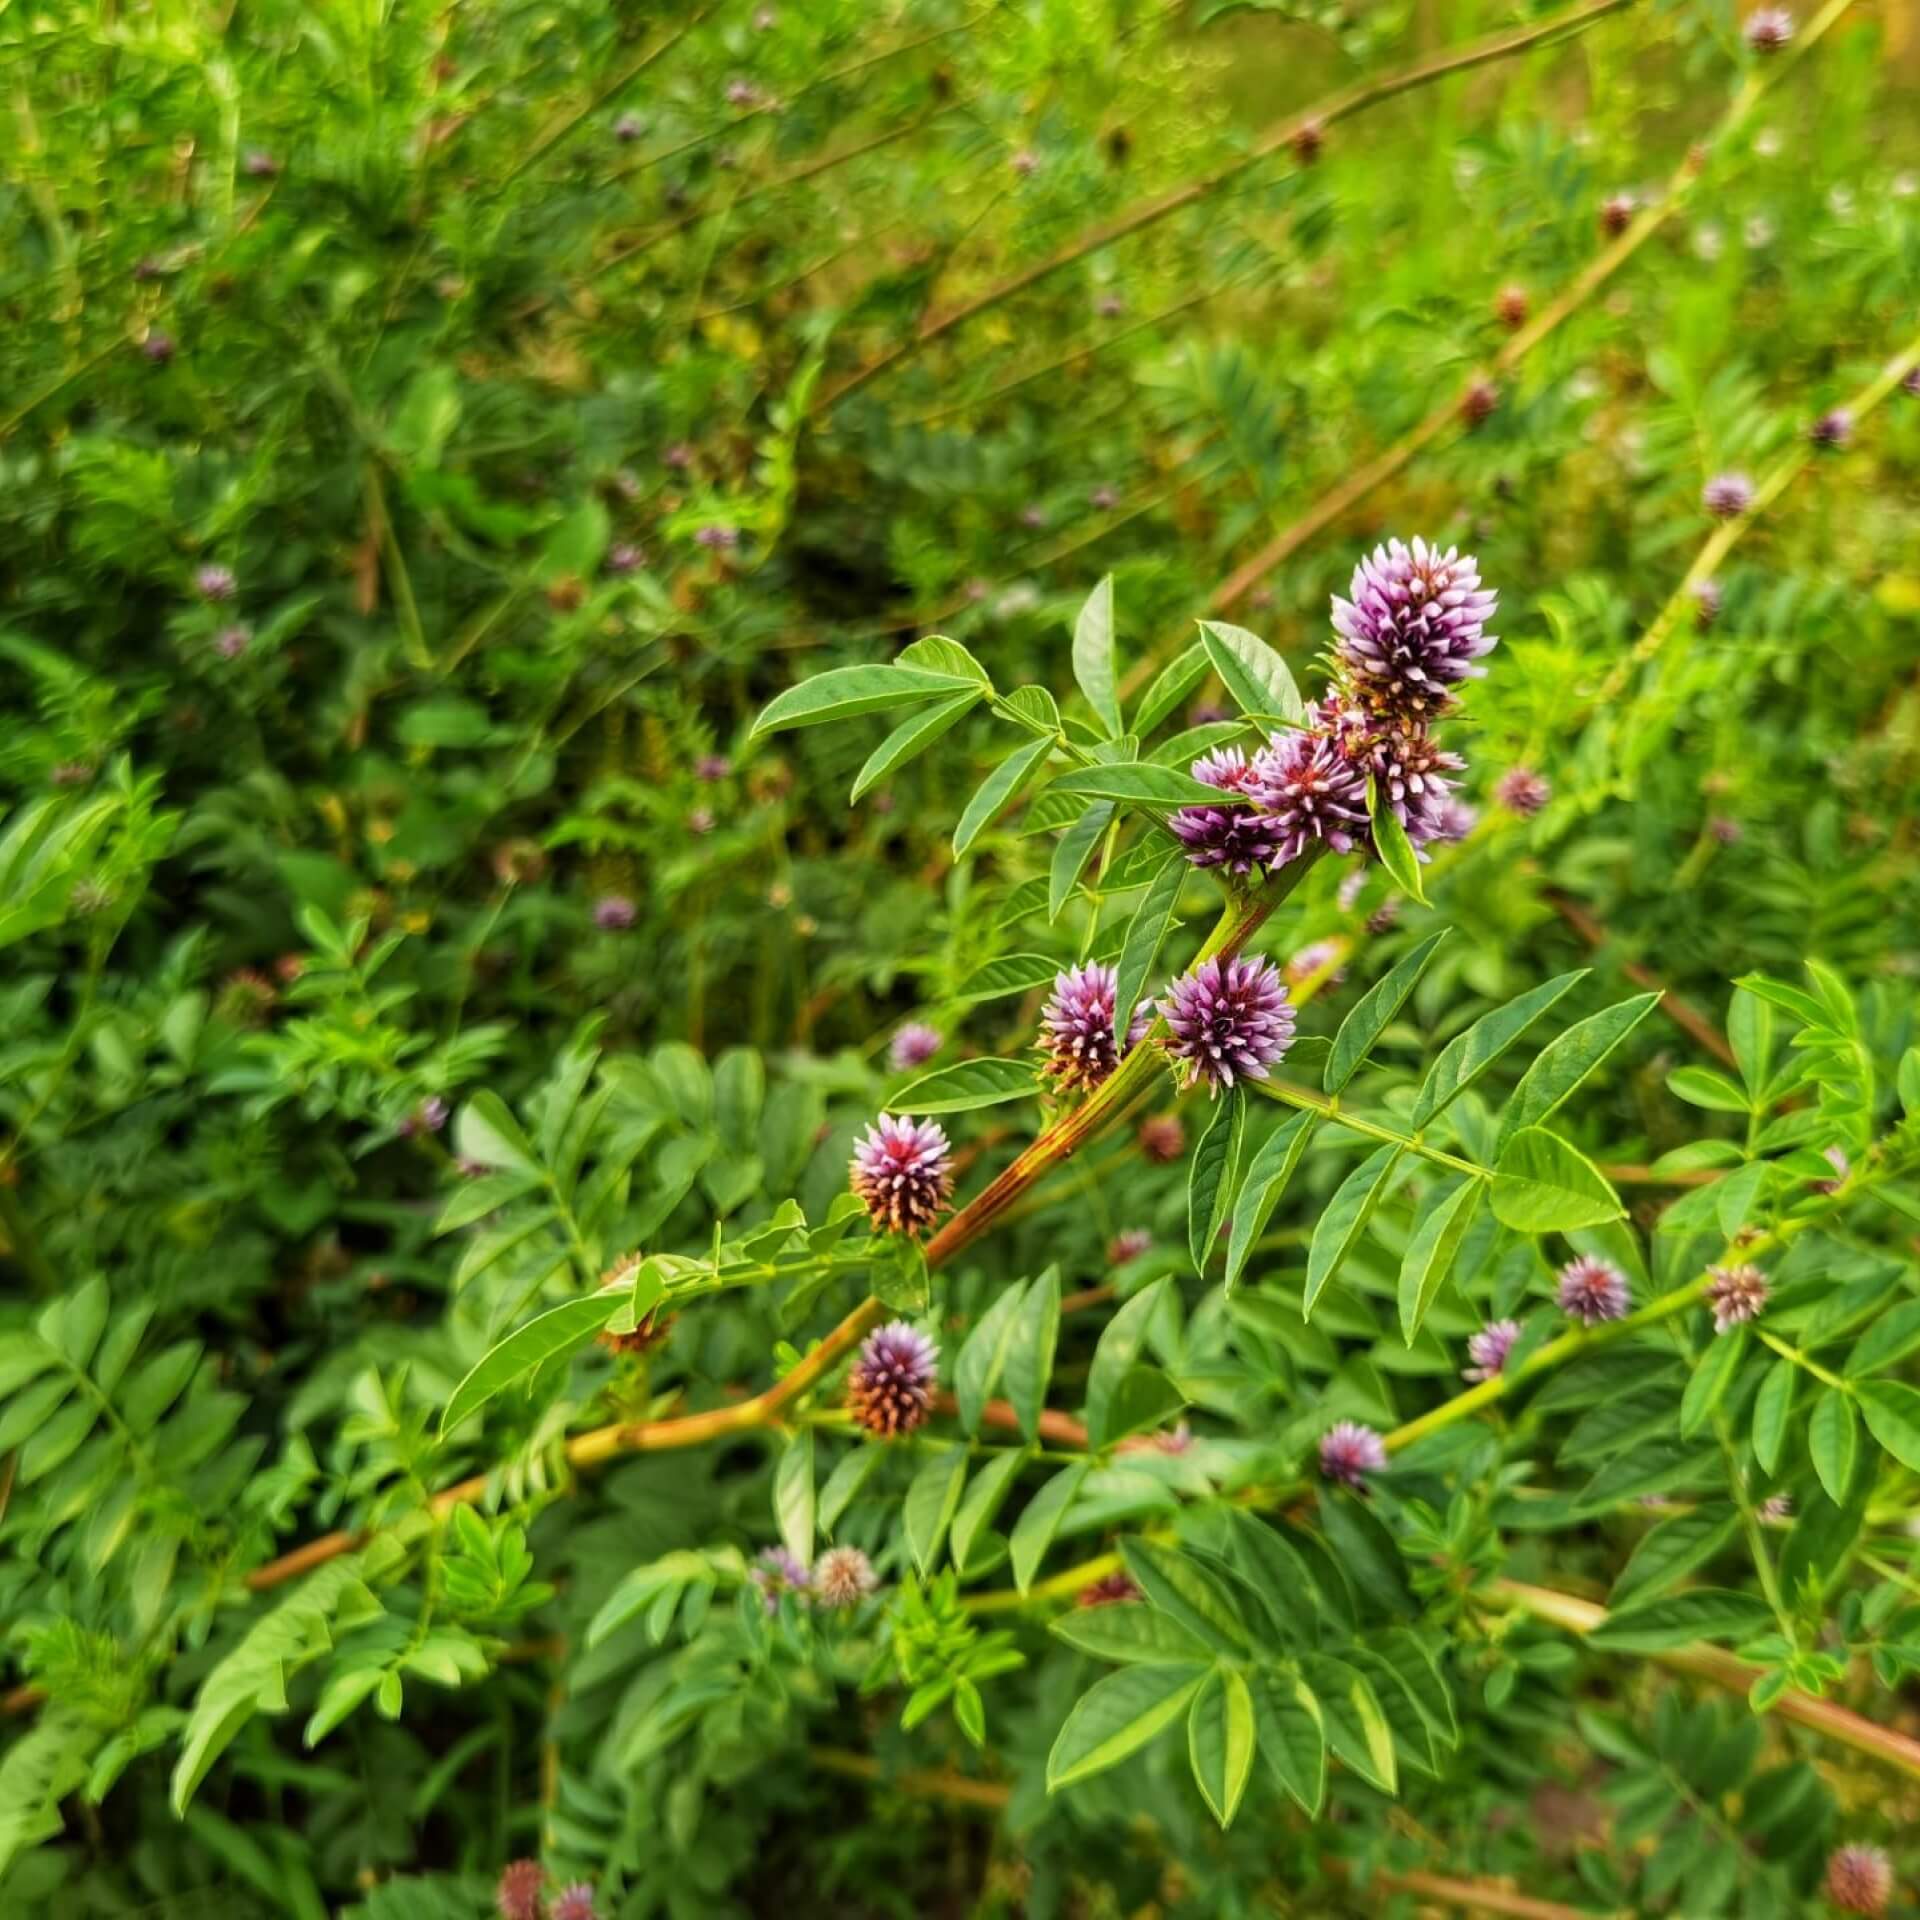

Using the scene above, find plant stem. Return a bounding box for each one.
[1250,1078,1490,1181]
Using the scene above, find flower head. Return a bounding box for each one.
[750,1546,811,1612]
[695,523,740,550]
[1243,728,1370,861]
[888,1022,942,1072]
[213,625,250,660]
[814,1545,878,1608]
[614,111,644,142]
[1706,1263,1768,1333]
[1703,471,1755,518]
[1171,746,1293,876]
[1743,7,1794,51]
[1709,815,1743,846]
[849,1116,953,1236]
[1557,1254,1631,1326]
[195,564,237,602]
[1319,1420,1388,1489]
[1825,1845,1892,1915]
[1331,538,1499,724]
[593,894,637,931]
[142,331,176,364]
[1096,292,1126,318]
[1108,1227,1154,1266]
[1600,192,1635,236]
[725,78,759,107]
[696,753,732,782]
[1285,939,1346,989]
[497,1860,546,1920]
[1815,1144,1850,1194]
[1460,374,1499,428]
[1037,963,1146,1096]
[1689,577,1724,625]
[1494,766,1551,816]
[1138,1113,1185,1163]
[1291,120,1324,165]
[847,1320,939,1436]
[1759,1493,1793,1523]
[550,1888,597,1920]
[1160,953,1295,1095]
[688,806,715,835]
[1810,407,1853,448]
[1078,1570,1142,1607]
[1495,284,1529,329]
[400,1095,449,1139]
[1010,147,1040,176]
[1464,1318,1522,1382]
[606,542,644,575]
[1343,710,1468,854]
[1090,484,1118,511]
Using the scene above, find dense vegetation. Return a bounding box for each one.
[3,0,1919,1915]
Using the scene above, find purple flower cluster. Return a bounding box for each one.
[1160,953,1295,1095]
[1557,1255,1631,1327]
[1036,962,1147,1097]
[1463,1318,1521,1382]
[1319,1420,1388,1489]
[889,1022,942,1072]
[847,1320,939,1436]
[849,1116,952,1236]
[1706,1262,1769,1332]
[496,1862,600,1920]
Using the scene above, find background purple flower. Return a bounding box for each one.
[1464,1319,1521,1382]
[847,1320,938,1435]
[195,564,236,601]
[1706,1262,1768,1332]
[849,1115,952,1236]
[1493,766,1551,816]
[1743,8,1794,51]
[1557,1255,1631,1326]
[496,1860,546,1920]
[1703,471,1755,518]
[593,894,637,931]
[814,1545,878,1607]
[888,1022,942,1072]
[551,1886,599,1920]
[1810,407,1853,447]
[751,1545,812,1610]
[1107,1227,1153,1265]
[1319,1420,1387,1488]
[1825,1844,1891,1914]
[1161,953,1294,1094]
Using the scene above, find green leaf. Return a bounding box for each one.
[949,1447,1028,1574]
[1490,1128,1624,1233]
[1808,1390,1857,1505]
[1188,1088,1246,1274]
[1250,1669,1326,1815]
[1050,1601,1213,1666]
[902,1449,968,1576]
[1111,850,1185,1045]
[1196,621,1303,725]
[1496,993,1663,1148]
[1049,764,1228,809]
[751,664,980,737]
[1297,1655,1396,1792]
[1610,1505,1741,1606]
[891,1057,1038,1114]
[1325,931,1448,1094]
[949,954,1060,1005]
[1366,779,1426,905]
[1679,1328,1747,1436]
[1010,1461,1087,1592]
[1858,1380,1920,1471]
[1225,1112,1319,1291]
[953,736,1055,857]
[817,1445,885,1536]
[1398,1177,1483,1343]
[1304,1145,1402,1317]
[955,1282,1029,1433]
[1093,1367,1188,1449]
[1728,987,1775,1096]
[1072,575,1123,738]
[1004,1268,1062,1442]
[1085,1279,1171,1449]
[1411,971,1588,1125]
[1188,1668,1257,1827]
[1049,802,1115,920]
[1046,1666,1205,1792]
[1667,1066,1750,1113]
[774,1430,815,1568]
[1133,642,1210,737]
[1751,1358,1795,1474]
[440,1288,637,1436]
[1589,1589,1775,1653]
[850,692,980,802]
[1317,1490,1414,1619]
[452,1092,539,1174]
[895,635,990,684]
[1120,1541,1252,1654]
[1847,1299,1920,1378]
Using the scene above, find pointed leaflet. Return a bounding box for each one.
[1495,992,1663,1149]
[1196,621,1304,725]
[1050,764,1230,809]
[774,1429,815,1566]
[1809,1390,1857,1505]
[1398,1177,1483,1342]
[1250,1669,1326,1815]
[1751,1357,1796,1474]
[1858,1381,1920,1471]
[891,1057,1038,1114]
[950,954,1059,1005]
[1610,1505,1742,1606]
[1188,1668,1257,1827]
[1188,1088,1246,1275]
[1490,1128,1624,1233]
[955,1281,1029,1434]
[1050,1602,1213,1666]
[1010,1461,1087,1591]
[1324,931,1449,1093]
[751,664,979,737]
[1050,801,1114,920]
[1411,971,1588,1125]
[1680,1327,1746,1436]
[903,1449,968,1576]
[441,1280,657,1436]
[1046,1666,1205,1792]
[817,1446,886,1536]
[1072,576,1123,738]
[1367,778,1426,905]
[1133,641,1210,737]
[1225,1111,1319,1291]
[1297,1655,1397,1792]
[1120,1541,1253,1655]
[949,1447,1028,1574]
[1304,1145,1402,1318]
[1588,1589,1775,1653]
[1003,1267,1061,1442]
[1084,1279,1171,1449]
[1111,849,1185,1045]
[953,735,1054,857]
[851,691,979,801]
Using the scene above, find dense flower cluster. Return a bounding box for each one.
[1168,539,1496,882]
[1160,953,1295,1094]
[847,1321,939,1436]
[1319,1421,1388,1489]
[1703,471,1755,518]
[1825,1844,1892,1914]
[1036,963,1147,1096]
[814,1545,879,1607]
[1557,1255,1631,1326]
[888,1022,942,1071]
[1706,1262,1769,1332]
[1463,1318,1522,1382]
[849,1115,953,1236]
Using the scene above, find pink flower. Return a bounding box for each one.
[1319,1421,1388,1488]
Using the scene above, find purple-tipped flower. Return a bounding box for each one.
[1331,539,1499,723]
[496,1860,546,1920]
[1825,1845,1892,1915]
[1018,503,1047,530]
[1557,1255,1631,1327]
[1743,7,1794,51]
[1037,963,1147,1097]
[614,111,645,143]
[1336,707,1467,855]
[1108,1227,1154,1266]
[1010,148,1040,177]
[1810,407,1853,448]
[1703,471,1755,518]
[663,442,694,471]
[1494,766,1551,816]
[142,331,176,364]
[1284,940,1346,989]
[605,542,644,575]
[1160,953,1294,1095]
[400,1095,449,1139]
[695,753,732,782]
[1759,1493,1793,1523]
[242,148,279,178]
[1706,1262,1769,1332]
[847,1320,938,1436]
[1689,577,1724,625]
[1096,292,1126,318]
[1814,1144,1850,1194]
[725,78,759,107]
[889,1022,942,1071]
[1090,485,1118,511]
[213,625,250,660]
[814,1545,878,1608]
[1319,1420,1388,1489]
[550,1887,597,1920]
[751,1545,812,1611]
[1904,365,1920,399]
[1709,815,1743,846]
[1464,1319,1522,1383]
[849,1116,952,1237]
[694,524,740,551]
[593,894,637,931]
[1244,729,1370,862]
[195,564,237,602]
[1171,746,1290,876]
[1138,1113,1185,1163]
[1600,192,1635,236]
